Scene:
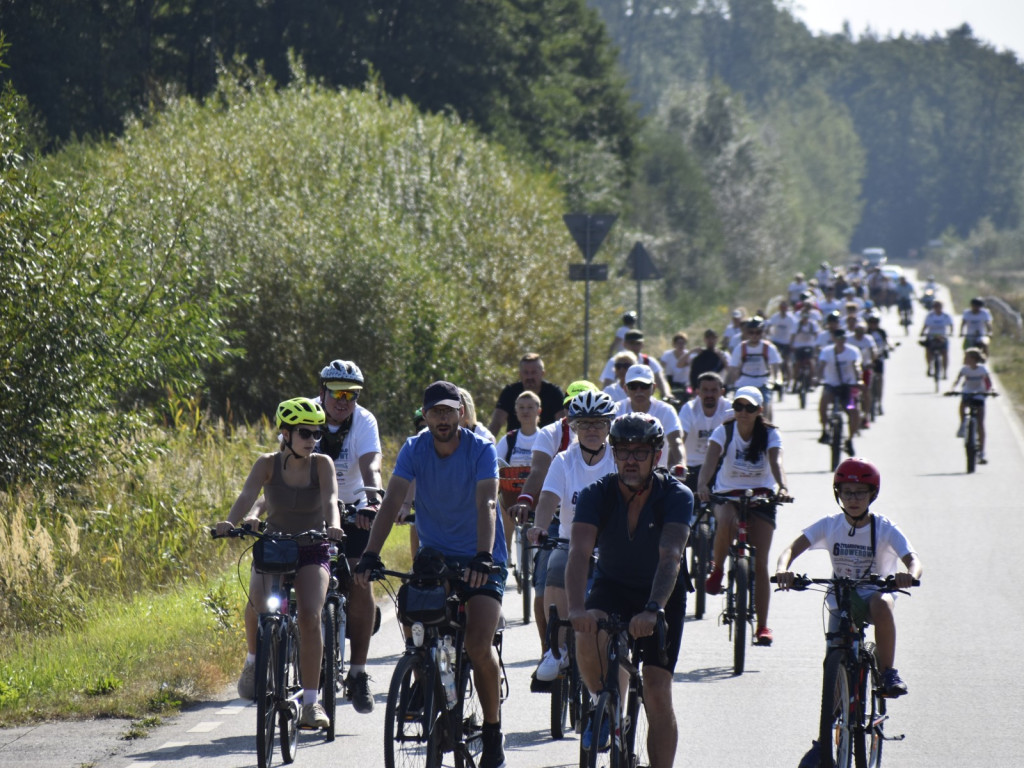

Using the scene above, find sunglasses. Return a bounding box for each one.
[626,381,652,390]
[613,446,653,462]
[328,389,359,402]
[295,427,323,440]
[732,401,759,413]
[574,420,609,432]
[839,489,871,500]
[614,362,631,369]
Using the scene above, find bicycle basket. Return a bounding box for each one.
[498,465,530,494]
[397,582,450,626]
[252,537,301,574]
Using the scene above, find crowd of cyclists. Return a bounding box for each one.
[212,258,1015,768]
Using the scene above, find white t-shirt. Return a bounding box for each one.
[961,309,992,336]
[679,398,732,466]
[614,398,682,468]
[848,334,878,364]
[957,363,991,394]
[542,443,617,539]
[318,405,382,506]
[792,318,819,348]
[495,428,539,466]
[922,311,955,337]
[788,280,807,302]
[533,418,576,458]
[660,348,689,384]
[767,312,797,346]
[729,340,783,388]
[818,299,843,316]
[603,381,628,402]
[818,345,862,387]
[599,352,664,384]
[472,423,495,443]
[709,424,781,492]
[610,325,630,353]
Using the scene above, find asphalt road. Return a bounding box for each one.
[2,282,1023,767]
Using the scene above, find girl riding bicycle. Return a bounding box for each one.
[949,347,995,464]
[215,397,344,729]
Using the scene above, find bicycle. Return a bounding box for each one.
[688,501,715,620]
[792,349,816,410]
[771,574,919,768]
[214,526,338,768]
[823,388,856,472]
[944,391,998,473]
[897,298,913,335]
[545,604,586,741]
[373,558,507,768]
[498,458,534,625]
[923,335,946,392]
[709,490,789,675]
[579,613,666,768]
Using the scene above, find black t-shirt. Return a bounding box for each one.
[495,380,565,430]
[689,348,725,389]
[574,472,693,591]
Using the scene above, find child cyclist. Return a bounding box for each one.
[775,458,923,767]
[949,347,995,464]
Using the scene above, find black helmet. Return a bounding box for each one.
[608,413,664,450]
[971,297,985,306]
[745,315,765,330]
[621,310,638,325]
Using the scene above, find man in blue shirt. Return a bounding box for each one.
[355,380,507,768]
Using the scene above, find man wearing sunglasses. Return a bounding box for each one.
[316,359,383,714]
[615,364,685,471]
[565,412,692,767]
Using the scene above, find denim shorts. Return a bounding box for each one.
[441,556,508,604]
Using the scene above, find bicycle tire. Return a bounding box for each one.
[798,374,808,410]
[384,652,440,768]
[830,414,843,472]
[255,619,277,768]
[732,557,749,675]
[966,417,977,474]
[933,351,942,392]
[584,691,619,768]
[870,376,881,420]
[279,621,300,764]
[622,680,649,768]
[551,665,569,739]
[455,654,484,768]
[691,520,712,620]
[823,649,855,768]
[512,526,525,595]
[864,642,885,768]
[521,532,533,625]
[569,655,586,734]
[321,600,339,741]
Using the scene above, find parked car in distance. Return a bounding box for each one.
[862,247,887,267]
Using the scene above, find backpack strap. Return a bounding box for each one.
[504,429,518,463]
[557,418,571,453]
[708,420,735,489]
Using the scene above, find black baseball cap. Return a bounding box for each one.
[423,381,461,412]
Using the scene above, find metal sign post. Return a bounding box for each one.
[564,213,617,378]
[623,241,661,328]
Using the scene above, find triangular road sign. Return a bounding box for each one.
[563,213,618,263]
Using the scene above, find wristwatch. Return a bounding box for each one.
[644,600,662,614]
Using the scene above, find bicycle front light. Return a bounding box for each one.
[266,595,282,613]
[411,622,425,648]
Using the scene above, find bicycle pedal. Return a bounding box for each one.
[883,732,906,742]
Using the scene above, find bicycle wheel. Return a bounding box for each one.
[933,352,941,392]
[551,664,569,739]
[966,417,977,474]
[864,643,885,768]
[691,519,712,620]
[255,620,278,768]
[384,653,442,768]
[823,650,855,768]
[797,373,808,410]
[569,656,586,735]
[830,414,843,472]
[732,557,750,675]
[622,682,649,768]
[584,691,619,768]
[520,531,533,625]
[870,377,881,420]
[455,655,484,768]
[512,526,525,595]
[321,600,339,741]
[279,622,300,764]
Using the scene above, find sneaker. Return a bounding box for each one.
[979,453,988,465]
[581,713,612,751]
[346,670,374,713]
[298,701,330,729]
[704,567,724,596]
[755,626,774,646]
[479,724,506,768]
[535,648,568,682]
[880,667,908,698]
[236,660,256,700]
[798,740,835,768]
[818,432,829,445]
[956,421,966,438]
[844,438,855,457]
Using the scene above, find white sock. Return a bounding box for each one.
[303,689,319,706]
[349,664,366,676]
[591,691,599,705]
[245,653,256,665]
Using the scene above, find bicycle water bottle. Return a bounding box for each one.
[440,636,458,709]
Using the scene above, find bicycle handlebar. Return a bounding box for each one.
[944,391,998,397]
[770,573,920,593]
[368,563,503,583]
[707,491,792,506]
[210,526,341,543]
[596,613,669,668]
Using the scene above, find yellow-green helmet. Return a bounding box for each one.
[562,379,598,405]
[275,397,325,428]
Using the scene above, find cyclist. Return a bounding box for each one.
[215,397,343,729]
[599,329,673,400]
[814,261,833,291]
[726,316,783,419]
[527,391,617,681]
[459,387,495,443]
[847,325,878,429]
[817,329,863,457]
[775,458,923,766]
[697,386,791,646]
[960,297,993,354]
[608,310,638,357]
[865,312,893,416]
[688,329,729,390]
[614,364,685,470]
[495,390,542,556]
[315,360,383,713]
[950,347,995,464]
[790,307,820,392]
[788,272,808,303]
[603,349,638,403]
[722,308,746,351]
[817,284,843,318]
[920,299,955,379]
[766,301,797,389]
[488,352,566,436]
[355,380,508,768]
[678,372,731,492]
[659,331,690,397]
[894,275,916,319]
[566,413,692,768]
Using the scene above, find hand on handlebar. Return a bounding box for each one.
[891,571,917,590]
[355,504,378,530]
[326,525,346,543]
[569,608,598,636]
[773,570,798,590]
[629,609,661,639]
[465,551,494,589]
[526,526,545,546]
[508,503,533,525]
[353,551,383,589]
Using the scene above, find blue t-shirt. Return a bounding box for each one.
[573,472,693,591]
[393,426,506,563]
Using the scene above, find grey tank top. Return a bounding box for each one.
[263,454,324,534]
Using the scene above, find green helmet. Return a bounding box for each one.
[276,397,326,428]
[563,379,599,405]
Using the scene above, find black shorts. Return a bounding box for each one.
[585,578,686,673]
[343,522,370,560]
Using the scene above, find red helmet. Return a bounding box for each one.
[833,458,881,503]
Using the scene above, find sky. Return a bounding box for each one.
[790,0,1024,61]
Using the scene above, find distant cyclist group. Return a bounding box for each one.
[209,258,1020,768]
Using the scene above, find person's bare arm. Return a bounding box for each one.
[487,409,508,438]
